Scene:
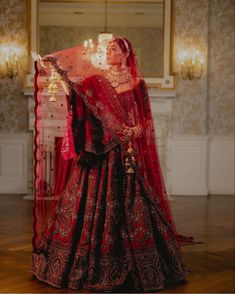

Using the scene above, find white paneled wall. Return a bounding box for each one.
[208,137,235,195]
[0,133,29,194]
[168,136,208,195]
[0,133,233,196]
[168,135,234,196]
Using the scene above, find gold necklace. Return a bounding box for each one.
[105,66,132,88]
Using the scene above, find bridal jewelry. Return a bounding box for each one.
[105,65,132,88]
[125,141,136,174]
[47,65,61,102]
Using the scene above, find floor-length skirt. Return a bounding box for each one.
[31,145,189,292]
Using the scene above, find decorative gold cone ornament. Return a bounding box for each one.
[48,66,59,102]
[125,141,136,174]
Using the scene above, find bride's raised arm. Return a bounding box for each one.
[32,51,72,95]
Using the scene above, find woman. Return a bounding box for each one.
[31,36,192,292]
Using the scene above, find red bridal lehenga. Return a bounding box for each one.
[30,38,196,292]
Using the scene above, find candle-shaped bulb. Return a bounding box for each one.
[88,38,93,44]
[5,52,9,62]
[84,40,88,48]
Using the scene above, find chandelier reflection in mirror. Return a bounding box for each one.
[180,49,204,80]
[83,0,113,70]
[85,33,113,70]
[47,34,113,102]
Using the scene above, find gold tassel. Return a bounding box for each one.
[47,66,59,102]
[125,141,136,174]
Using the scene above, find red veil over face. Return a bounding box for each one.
[33,37,195,253]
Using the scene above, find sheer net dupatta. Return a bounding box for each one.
[32,44,84,252]
[33,58,73,252]
[32,43,127,252]
[132,80,198,246]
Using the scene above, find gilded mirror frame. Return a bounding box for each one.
[24,0,176,93]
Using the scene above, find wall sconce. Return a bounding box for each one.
[0,46,19,79]
[180,49,204,80]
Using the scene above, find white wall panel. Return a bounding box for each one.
[168,135,234,196]
[168,136,208,196]
[0,133,29,194]
[208,137,234,194]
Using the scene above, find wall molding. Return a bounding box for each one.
[208,136,235,195]
[167,135,234,196]
[0,133,30,194]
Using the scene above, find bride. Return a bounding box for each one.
[31,36,191,292]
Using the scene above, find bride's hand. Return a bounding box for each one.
[31,51,47,68]
[116,124,143,141]
[31,51,62,80]
[116,124,134,142]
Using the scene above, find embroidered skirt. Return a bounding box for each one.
[31,145,189,292]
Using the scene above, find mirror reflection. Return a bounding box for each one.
[39,0,163,77]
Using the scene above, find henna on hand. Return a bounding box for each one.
[42,55,74,93]
[116,123,143,142]
[116,124,133,142]
[132,124,143,138]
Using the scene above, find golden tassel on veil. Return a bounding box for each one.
[47,65,60,102]
[125,141,136,174]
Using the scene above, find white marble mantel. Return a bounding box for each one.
[24,86,175,198]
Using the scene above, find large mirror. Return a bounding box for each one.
[25,0,176,91]
[39,0,163,78]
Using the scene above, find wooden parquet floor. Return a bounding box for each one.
[0,194,234,293]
